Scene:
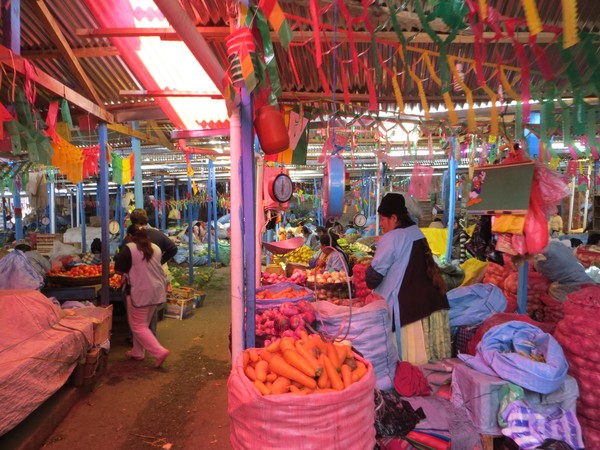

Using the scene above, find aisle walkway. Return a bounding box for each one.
[43,267,233,450]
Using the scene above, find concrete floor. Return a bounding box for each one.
[2,266,233,450]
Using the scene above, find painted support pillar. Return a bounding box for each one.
[75,185,81,227]
[445,138,458,263]
[583,163,591,230]
[207,166,213,266]
[517,261,529,314]
[132,122,143,209]
[255,155,263,286]
[375,161,382,236]
[241,89,256,349]
[230,103,244,361]
[187,176,194,285]
[49,171,56,234]
[78,183,86,252]
[98,123,110,306]
[69,190,74,228]
[210,159,220,262]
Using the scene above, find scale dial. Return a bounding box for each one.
[109,220,120,235]
[323,156,345,218]
[270,173,293,203]
[41,217,50,226]
[353,213,367,228]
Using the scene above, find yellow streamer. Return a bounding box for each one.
[522,0,543,35]
[561,0,579,48]
[423,53,458,125]
[400,49,430,119]
[499,69,522,102]
[391,76,405,114]
[481,84,499,136]
[448,57,476,131]
[478,0,488,21]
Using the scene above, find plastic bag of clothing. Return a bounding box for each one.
[439,262,465,290]
[0,250,44,290]
[448,283,507,331]
[459,321,568,394]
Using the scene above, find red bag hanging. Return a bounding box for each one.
[254,105,289,155]
[407,164,433,200]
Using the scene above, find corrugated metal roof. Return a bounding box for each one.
[0,0,597,152]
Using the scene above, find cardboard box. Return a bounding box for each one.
[70,305,113,346]
[164,298,194,320]
[71,347,106,387]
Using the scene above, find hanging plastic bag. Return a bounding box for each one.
[533,162,570,216]
[492,214,526,235]
[523,185,549,255]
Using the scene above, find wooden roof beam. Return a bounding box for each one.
[76,26,562,45]
[31,0,103,105]
[0,44,113,122]
[107,122,172,148]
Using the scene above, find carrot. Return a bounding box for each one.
[289,384,301,393]
[309,334,327,355]
[279,337,295,352]
[266,372,278,383]
[326,342,341,371]
[317,364,330,389]
[265,339,281,353]
[242,350,250,368]
[295,341,323,376]
[270,376,291,394]
[351,361,368,382]
[248,348,260,363]
[341,364,353,389]
[283,348,316,378]
[334,343,348,365]
[299,329,309,340]
[260,348,275,363]
[254,380,270,395]
[345,345,355,360]
[244,365,257,381]
[255,360,269,382]
[321,354,344,390]
[269,355,317,389]
[343,357,357,370]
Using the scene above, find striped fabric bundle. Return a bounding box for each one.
[501,400,584,450]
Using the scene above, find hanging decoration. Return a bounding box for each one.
[561,0,579,48]
[111,152,135,185]
[51,134,83,184]
[225,26,258,95]
[408,165,434,200]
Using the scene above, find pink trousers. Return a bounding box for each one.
[126,296,168,360]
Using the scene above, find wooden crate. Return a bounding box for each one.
[164,298,194,320]
[70,305,113,346]
[31,233,63,255]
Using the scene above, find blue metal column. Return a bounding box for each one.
[132,121,143,209]
[445,138,458,264]
[160,175,166,231]
[207,168,213,266]
[96,179,101,216]
[241,90,256,348]
[98,123,110,306]
[175,179,181,227]
[152,178,159,228]
[78,183,87,252]
[210,160,220,262]
[187,176,194,285]
[517,261,529,314]
[48,170,56,234]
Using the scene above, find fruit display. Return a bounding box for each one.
[261,269,308,286]
[242,333,369,395]
[47,264,111,278]
[285,245,314,265]
[306,269,349,285]
[352,263,372,301]
[349,242,373,255]
[169,265,215,289]
[109,273,123,290]
[255,300,316,343]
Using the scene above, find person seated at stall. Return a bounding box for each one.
[81,238,102,266]
[302,225,319,250]
[429,217,444,229]
[313,232,352,275]
[13,243,51,279]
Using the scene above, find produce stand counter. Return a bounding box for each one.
[42,285,101,303]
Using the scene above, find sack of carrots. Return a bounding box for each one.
[228,332,376,449]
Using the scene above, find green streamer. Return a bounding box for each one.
[541,100,557,158]
[573,90,587,135]
[581,35,600,98]
[559,39,581,89]
[515,101,523,142]
[563,108,572,146]
[60,99,74,130]
[371,32,381,84]
[254,7,282,98]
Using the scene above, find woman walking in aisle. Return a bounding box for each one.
[115,225,170,368]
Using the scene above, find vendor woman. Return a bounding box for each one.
[314,232,352,275]
[366,193,450,365]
